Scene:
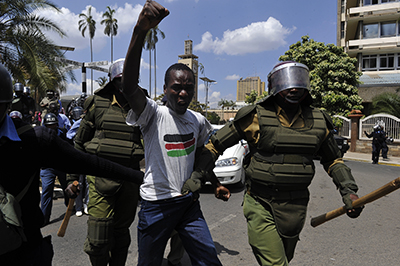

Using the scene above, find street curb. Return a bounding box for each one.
[344,157,400,167]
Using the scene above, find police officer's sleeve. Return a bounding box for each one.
[182,107,254,195]
[36,126,144,185]
[318,131,359,210]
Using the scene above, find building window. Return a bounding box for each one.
[361,54,400,71]
[365,0,398,4]
[362,55,377,70]
[341,0,345,13]
[381,22,396,37]
[379,54,395,69]
[363,23,379,38]
[341,22,345,39]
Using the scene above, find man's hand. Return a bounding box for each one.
[65,182,80,199]
[214,185,230,201]
[137,0,169,32]
[345,193,364,218]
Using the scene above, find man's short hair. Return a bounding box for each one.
[164,63,195,86]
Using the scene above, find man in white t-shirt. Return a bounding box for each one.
[122,1,230,265]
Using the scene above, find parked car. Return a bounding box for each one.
[334,134,349,158]
[206,125,249,186]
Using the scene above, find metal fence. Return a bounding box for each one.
[360,114,400,141]
[333,115,351,138]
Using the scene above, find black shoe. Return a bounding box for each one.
[372,161,377,164]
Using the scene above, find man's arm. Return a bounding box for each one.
[318,132,363,218]
[122,0,169,116]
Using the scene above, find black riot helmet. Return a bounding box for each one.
[267,61,310,96]
[43,113,58,126]
[23,86,31,95]
[71,106,83,120]
[0,64,13,103]
[14,83,24,93]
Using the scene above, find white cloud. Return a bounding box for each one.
[225,74,240,80]
[194,17,295,55]
[210,91,221,100]
[36,4,142,52]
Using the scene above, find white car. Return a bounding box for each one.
[206,125,249,186]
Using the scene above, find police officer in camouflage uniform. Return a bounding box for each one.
[68,59,144,266]
[39,89,58,121]
[189,61,364,266]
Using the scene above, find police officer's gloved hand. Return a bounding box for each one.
[181,171,206,200]
[343,193,364,218]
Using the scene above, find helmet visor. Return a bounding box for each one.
[268,63,310,95]
[109,59,124,81]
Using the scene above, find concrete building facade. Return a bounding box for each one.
[236,76,265,102]
[337,0,400,115]
[178,40,199,102]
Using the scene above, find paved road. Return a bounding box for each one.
[44,159,400,265]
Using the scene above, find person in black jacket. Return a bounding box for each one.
[0,63,144,266]
[364,124,386,164]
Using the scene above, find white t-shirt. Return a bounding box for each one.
[126,98,213,201]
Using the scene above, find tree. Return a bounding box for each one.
[372,92,400,117]
[78,6,96,94]
[188,100,207,115]
[279,35,363,117]
[144,26,165,99]
[96,76,108,87]
[207,112,220,124]
[101,6,118,63]
[245,90,268,105]
[0,0,73,103]
[218,99,235,120]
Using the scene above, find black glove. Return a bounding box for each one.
[343,193,364,218]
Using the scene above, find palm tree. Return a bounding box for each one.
[101,6,118,63]
[96,76,108,87]
[78,6,96,94]
[0,0,73,103]
[144,26,165,99]
[372,92,400,117]
[218,99,235,122]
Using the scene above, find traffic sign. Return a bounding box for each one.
[54,57,82,66]
[84,61,108,67]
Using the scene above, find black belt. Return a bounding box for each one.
[249,180,309,200]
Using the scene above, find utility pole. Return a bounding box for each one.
[200,76,216,119]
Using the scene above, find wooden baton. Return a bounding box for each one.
[311,177,400,228]
[57,181,79,237]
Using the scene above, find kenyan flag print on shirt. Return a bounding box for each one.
[164,133,196,157]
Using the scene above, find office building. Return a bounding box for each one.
[337,0,400,114]
[236,76,265,102]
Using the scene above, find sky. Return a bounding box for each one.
[38,0,338,108]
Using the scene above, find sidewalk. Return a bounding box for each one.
[343,151,400,167]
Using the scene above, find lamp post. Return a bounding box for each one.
[200,76,216,119]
